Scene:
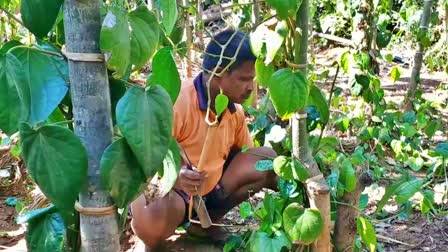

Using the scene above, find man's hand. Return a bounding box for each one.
[175,166,208,196]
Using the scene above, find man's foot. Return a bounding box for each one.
[185,224,230,245]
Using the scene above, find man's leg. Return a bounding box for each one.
[130,191,186,249]
[209,146,277,220]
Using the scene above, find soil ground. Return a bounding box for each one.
[1,46,447,251]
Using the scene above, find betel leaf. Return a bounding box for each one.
[391,66,401,83]
[26,211,65,252]
[160,0,178,34]
[215,93,229,118]
[376,175,408,213]
[157,137,181,198]
[265,21,288,64]
[376,30,392,49]
[268,68,308,120]
[7,46,68,124]
[308,85,329,124]
[273,156,293,180]
[339,157,356,193]
[250,231,291,252]
[435,142,448,158]
[149,47,181,103]
[100,138,147,209]
[100,7,131,79]
[278,178,299,198]
[266,0,301,20]
[255,160,274,171]
[20,0,63,38]
[420,190,434,214]
[407,156,424,171]
[0,52,21,135]
[129,6,159,70]
[19,123,88,223]
[340,51,350,74]
[0,40,22,55]
[395,179,425,204]
[424,119,441,138]
[283,203,323,245]
[357,217,376,252]
[401,123,417,138]
[239,202,253,219]
[255,59,275,88]
[100,6,159,76]
[109,78,128,125]
[17,205,56,225]
[249,21,287,63]
[116,85,173,179]
[292,158,309,182]
[403,111,416,124]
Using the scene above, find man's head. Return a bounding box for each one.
[203,29,256,104]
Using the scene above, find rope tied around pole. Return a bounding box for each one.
[74,201,116,216]
[61,47,105,62]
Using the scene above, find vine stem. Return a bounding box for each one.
[32,47,65,58]
[330,200,361,212]
[0,6,25,27]
[50,119,74,126]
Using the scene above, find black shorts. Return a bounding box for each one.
[174,148,239,227]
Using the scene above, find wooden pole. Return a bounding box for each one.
[63,0,119,251]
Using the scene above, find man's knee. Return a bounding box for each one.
[248,147,278,189]
[130,193,185,247]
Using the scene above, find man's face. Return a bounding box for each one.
[217,61,255,104]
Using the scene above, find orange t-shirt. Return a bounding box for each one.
[173,73,253,195]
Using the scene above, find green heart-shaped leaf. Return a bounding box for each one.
[157,138,181,198]
[19,123,88,222]
[7,46,68,125]
[395,179,424,204]
[129,6,159,70]
[21,0,63,37]
[101,6,159,77]
[215,93,229,118]
[100,138,147,209]
[0,53,21,135]
[391,66,401,83]
[116,85,173,179]
[435,142,448,158]
[273,156,293,180]
[149,47,181,103]
[100,7,131,79]
[268,68,308,120]
[255,59,275,88]
[308,85,329,124]
[357,217,376,252]
[283,203,323,244]
[160,0,178,34]
[266,0,301,19]
[25,211,65,252]
[292,159,309,182]
[250,231,291,251]
[339,157,356,193]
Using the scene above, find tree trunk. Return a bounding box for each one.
[63,0,120,251]
[334,171,373,252]
[184,0,193,78]
[351,0,380,74]
[195,0,204,50]
[252,0,260,24]
[404,0,433,112]
[445,1,448,43]
[294,1,331,251]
